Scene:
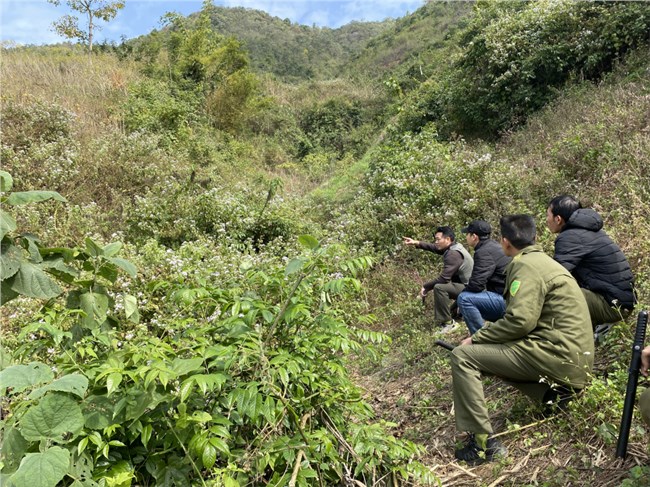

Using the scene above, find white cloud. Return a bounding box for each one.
[0,1,63,45]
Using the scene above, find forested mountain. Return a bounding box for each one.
[2,1,650,486]
[128,4,391,81]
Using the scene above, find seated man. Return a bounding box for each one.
[546,195,635,328]
[451,215,594,465]
[403,226,473,328]
[456,220,512,334]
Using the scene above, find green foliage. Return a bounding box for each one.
[300,98,364,158]
[0,171,67,304]
[438,0,650,137]
[121,79,199,143]
[340,125,528,249]
[2,236,436,486]
[0,100,79,194]
[126,180,305,248]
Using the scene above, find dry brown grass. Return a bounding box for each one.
[0,46,140,137]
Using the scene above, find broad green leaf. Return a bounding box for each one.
[39,245,76,260]
[20,234,42,262]
[39,258,78,280]
[10,262,62,299]
[67,453,95,487]
[28,373,88,399]
[106,372,122,395]
[101,460,134,487]
[223,476,240,487]
[202,444,217,469]
[179,379,194,403]
[209,437,230,455]
[141,424,153,448]
[297,234,320,250]
[79,292,109,329]
[124,294,139,323]
[0,210,17,240]
[20,392,84,441]
[8,446,69,487]
[84,238,103,257]
[102,241,123,257]
[0,345,13,369]
[0,279,20,305]
[5,191,67,206]
[0,362,53,395]
[171,357,204,376]
[97,262,118,283]
[110,257,138,277]
[0,244,22,280]
[82,394,122,430]
[284,257,305,276]
[0,170,14,192]
[0,426,29,474]
[190,411,212,423]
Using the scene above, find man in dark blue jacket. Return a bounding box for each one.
[546,195,635,328]
[456,220,512,334]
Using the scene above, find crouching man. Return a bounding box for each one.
[451,215,594,465]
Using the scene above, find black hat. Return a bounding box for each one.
[462,220,491,236]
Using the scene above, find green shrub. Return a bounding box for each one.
[413,0,650,138]
[121,79,200,144]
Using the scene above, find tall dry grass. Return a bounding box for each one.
[0,46,140,138]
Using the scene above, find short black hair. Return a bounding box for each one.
[548,195,581,222]
[435,226,455,241]
[500,215,536,249]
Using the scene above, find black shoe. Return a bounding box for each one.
[454,434,507,465]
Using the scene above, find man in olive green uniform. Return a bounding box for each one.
[451,215,594,465]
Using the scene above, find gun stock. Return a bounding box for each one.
[616,310,648,459]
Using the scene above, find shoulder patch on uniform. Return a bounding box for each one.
[510,280,521,296]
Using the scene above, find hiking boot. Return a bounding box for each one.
[454,434,507,466]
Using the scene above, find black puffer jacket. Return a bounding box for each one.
[464,239,511,294]
[553,208,635,309]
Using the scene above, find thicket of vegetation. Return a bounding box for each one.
[1,0,649,485]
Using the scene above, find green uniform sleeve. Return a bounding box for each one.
[472,261,545,344]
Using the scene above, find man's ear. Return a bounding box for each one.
[501,237,513,255]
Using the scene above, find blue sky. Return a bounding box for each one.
[0,0,426,46]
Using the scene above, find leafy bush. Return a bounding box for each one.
[1,236,436,486]
[121,79,200,144]
[126,181,306,249]
[340,125,528,250]
[408,0,650,138]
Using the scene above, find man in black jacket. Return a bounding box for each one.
[456,220,512,334]
[546,195,635,328]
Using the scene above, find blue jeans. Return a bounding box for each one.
[457,290,506,335]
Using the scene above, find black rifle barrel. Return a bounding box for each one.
[435,340,455,351]
[616,310,649,459]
